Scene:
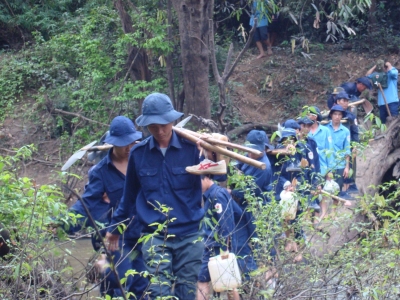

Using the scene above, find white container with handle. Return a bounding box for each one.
[208,252,241,292]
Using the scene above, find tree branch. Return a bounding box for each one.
[223,19,257,81]
[53,109,109,127]
[208,18,221,83]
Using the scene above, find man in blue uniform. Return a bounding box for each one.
[278,120,320,212]
[251,0,272,58]
[197,174,240,300]
[307,106,334,217]
[68,116,148,299]
[366,60,399,123]
[229,130,272,279]
[325,105,351,198]
[327,77,372,109]
[106,93,204,299]
[307,106,334,176]
[333,91,359,196]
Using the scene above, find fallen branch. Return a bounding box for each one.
[53,109,109,127]
[209,14,257,133]
[227,123,278,140]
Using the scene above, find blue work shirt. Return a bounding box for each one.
[231,153,272,242]
[109,131,203,237]
[201,184,236,251]
[231,152,272,202]
[250,1,269,27]
[327,82,361,109]
[308,123,334,175]
[341,82,361,99]
[326,121,351,169]
[305,137,320,175]
[343,110,359,143]
[273,140,320,199]
[367,67,399,106]
[70,149,143,240]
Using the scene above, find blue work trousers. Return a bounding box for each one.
[141,232,204,299]
[103,239,149,299]
[379,102,399,124]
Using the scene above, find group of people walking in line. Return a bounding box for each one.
[59,59,398,299]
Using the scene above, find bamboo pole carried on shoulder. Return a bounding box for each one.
[178,128,263,156]
[173,127,266,170]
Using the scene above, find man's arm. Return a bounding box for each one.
[366,65,377,76]
[106,152,140,251]
[343,132,351,178]
[81,173,111,222]
[386,62,398,79]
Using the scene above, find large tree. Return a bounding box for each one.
[172,0,212,119]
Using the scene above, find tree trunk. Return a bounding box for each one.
[114,0,151,110]
[166,0,176,107]
[368,0,377,34]
[172,0,211,119]
[356,117,400,196]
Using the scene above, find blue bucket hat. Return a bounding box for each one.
[136,93,184,127]
[283,119,301,130]
[356,77,372,90]
[298,116,314,125]
[280,128,297,140]
[245,130,267,152]
[105,116,142,147]
[335,91,350,101]
[329,105,347,118]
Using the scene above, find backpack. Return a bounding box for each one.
[371,72,388,89]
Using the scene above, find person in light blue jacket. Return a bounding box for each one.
[366,61,399,123]
[325,105,351,199]
[250,0,272,58]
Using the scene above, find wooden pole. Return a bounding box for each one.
[378,83,392,117]
[80,144,113,151]
[348,99,365,107]
[173,127,266,170]
[177,128,263,156]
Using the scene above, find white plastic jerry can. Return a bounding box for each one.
[208,252,242,292]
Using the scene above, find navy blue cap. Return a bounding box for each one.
[246,130,267,152]
[329,105,347,118]
[283,119,301,130]
[356,77,372,90]
[308,106,322,122]
[335,91,350,100]
[298,117,314,125]
[104,116,142,147]
[281,128,297,139]
[136,93,184,126]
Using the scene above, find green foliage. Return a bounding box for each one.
[0,146,81,298]
[0,1,170,146]
[0,145,67,236]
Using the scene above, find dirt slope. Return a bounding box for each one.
[230,45,396,127]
